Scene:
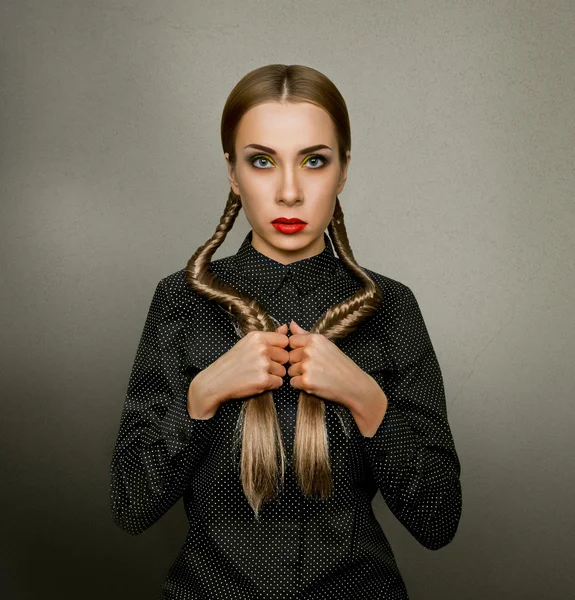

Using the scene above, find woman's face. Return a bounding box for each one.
[225,101,350,265]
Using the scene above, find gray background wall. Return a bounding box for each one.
[1,1,574,598]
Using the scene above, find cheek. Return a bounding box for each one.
[308,170,340,192]
[307,178,339,209]
[238,171,275,195]
[236,191,270,221]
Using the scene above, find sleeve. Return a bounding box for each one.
[109,277,217,535]
[359,285,462,550]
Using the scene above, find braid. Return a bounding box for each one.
[185,193,383,512]
[292,196,383,498]
[185,190,286,517]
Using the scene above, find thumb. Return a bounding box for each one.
[289,319,308,333]
[276,323,288,333]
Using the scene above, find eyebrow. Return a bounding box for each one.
[243,143,332,155]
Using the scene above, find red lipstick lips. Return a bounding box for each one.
[272,217,307,234]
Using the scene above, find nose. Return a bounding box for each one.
[278,164,302,205]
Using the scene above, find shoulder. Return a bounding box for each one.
[354,266,436,370]
[354,265,432,348]
[334,265,418,370]
[155,255,236,309]
[361,266,411,297]
[359,265,417,320]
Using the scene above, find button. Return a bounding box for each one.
[282,279,299,298]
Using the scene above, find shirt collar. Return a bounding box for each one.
[232,229,339,296]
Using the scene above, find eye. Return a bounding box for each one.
[250,155,274,169]
[303,154,328,169]
[249,154,329,170]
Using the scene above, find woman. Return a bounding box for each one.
[109,64,462,599]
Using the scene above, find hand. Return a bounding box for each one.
[286,320,377,411]
[286,320,388,436]
[188,323,290,419]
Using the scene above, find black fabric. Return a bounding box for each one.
[109,229,462,599]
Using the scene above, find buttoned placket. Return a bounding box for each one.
[223,268,308,596]
[274,269,305,599]
[277,270,303,324]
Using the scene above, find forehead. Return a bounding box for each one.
[236,101,336,147]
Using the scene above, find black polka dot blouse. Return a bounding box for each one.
[109,229,462,599]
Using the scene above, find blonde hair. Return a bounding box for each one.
[185,64,383,517]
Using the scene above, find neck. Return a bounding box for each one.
[250,231,326,265]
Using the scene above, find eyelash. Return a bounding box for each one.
[249,154,329,170]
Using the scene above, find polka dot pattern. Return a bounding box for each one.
[109,230,462,599]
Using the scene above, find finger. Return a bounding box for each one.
[270,328,290,347]
[286,331,306,348]
[287,362,301,378]
[289,374,302,390]
[288,347,302,364]
[269,360,287,379]
[289,319,308,333]
[270,345,290,365]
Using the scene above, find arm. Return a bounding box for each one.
[109,277,216,535]
[359,285,462,550]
